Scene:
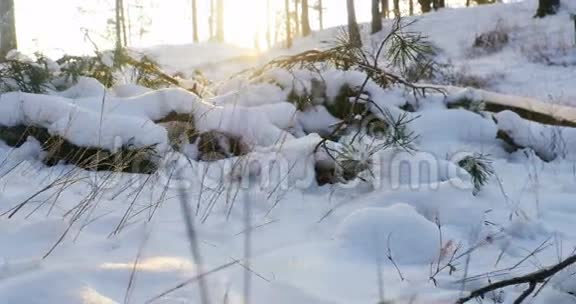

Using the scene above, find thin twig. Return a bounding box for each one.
[456,254,576,304]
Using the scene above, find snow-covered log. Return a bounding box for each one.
[0,88,298,171]
[444,87,576,128]
[494,110,576,161]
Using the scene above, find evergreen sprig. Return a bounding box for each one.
[458,153,495,195]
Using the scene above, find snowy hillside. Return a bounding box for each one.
[147,0,576,101]
[2,1,576,304]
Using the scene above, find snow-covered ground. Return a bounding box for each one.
[2,1,576,304]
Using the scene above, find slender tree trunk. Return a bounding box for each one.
[266,0,272,48]
[192,0,199,42]
[254,31,260,50]
[466,0,471,7]
[318,0,324,30]
[393,0,400,18]
[285,0,292,48]
[409,0,414,15]
[535,0,560,18]
[115,0,122,50]
[293,0,299,37]
[347,0,362,47]
[302,0,311,36]
[0,0,17,60]
[209,0,215,39]
[121,0,127,46]
[371,0,382,34]
[381,0,389,18]
[114,0,125,66]
[216,0,224,42]
[126,3,132,44]
[274,12,280,45]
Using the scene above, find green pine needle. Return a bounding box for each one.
[458,153,495,195]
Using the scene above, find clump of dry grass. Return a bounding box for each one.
[440,65,502,89]
[465,20,515,58]
[520,31,576,66]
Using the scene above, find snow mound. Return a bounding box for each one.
[58,77,106,99]
[111,83,152,98]
[410,108,500,156]
[533,288,576,304]
[336,203,440,264]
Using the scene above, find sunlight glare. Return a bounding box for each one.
[80,287,116,304]
[13,0,508,56]
[100,256,195,272]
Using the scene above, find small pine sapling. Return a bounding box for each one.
[458,153,495,195]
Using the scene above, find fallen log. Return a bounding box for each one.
[442,86,576,128]
[493,110,576,162]
[0,111,195,173]
[420,86,576,161]
[0,125,51,147]
[0,124,159,173]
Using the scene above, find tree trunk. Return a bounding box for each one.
[209,0,215,39]
[393,0,400,18]
[254,30,260,50]
[0,0,17,60]
[347,0,362,47]
[371,0,382,34]
[285,0,292,48]
[216,0,224,42]
[381,0,389,18]
[266,0,272,48]
[432,0,445,10]
[419,0,432,13]
[535,0,560,18]
[316,0,324,30]
[302,0,311,36]
[192,0,199,42]
[121,0,127,46]
[115,0,122,51]
[466,0,471,7]
[112,0,127,48]
[409,0,414,15]
[294,0,300,37]
[114,0,126,67]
